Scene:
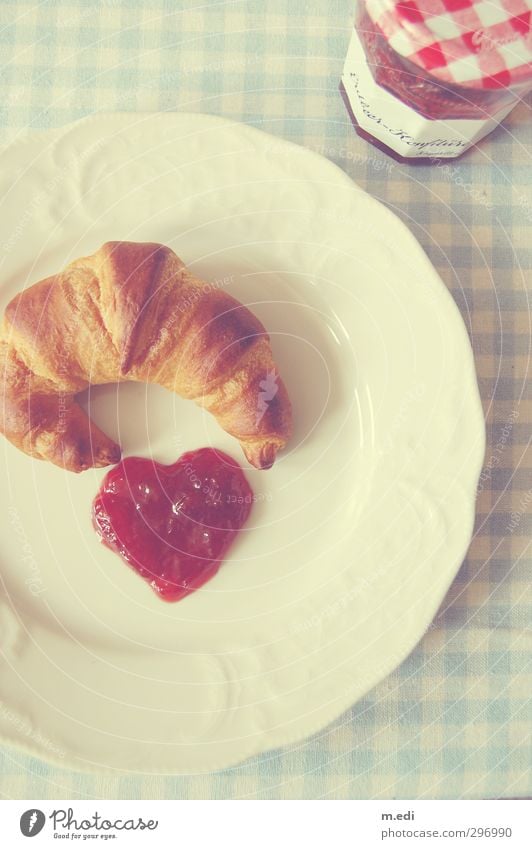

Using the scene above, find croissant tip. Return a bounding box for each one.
[60,442,121,473]
[97,443,122,468]
[243,441,279,470]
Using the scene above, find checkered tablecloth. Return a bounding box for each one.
[0,0,530,800]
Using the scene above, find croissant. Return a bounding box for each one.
[0,241,292,472]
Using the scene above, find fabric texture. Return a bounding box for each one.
[0,0,530,800]
[366,0,532,88]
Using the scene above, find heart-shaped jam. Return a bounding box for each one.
[92,448,253,601]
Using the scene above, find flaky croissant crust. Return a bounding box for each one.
[0,242,292,472]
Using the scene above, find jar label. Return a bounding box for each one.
[342,27,515,159]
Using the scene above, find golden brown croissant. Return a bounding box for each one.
[0,242,292,472]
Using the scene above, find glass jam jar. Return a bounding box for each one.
[342,0,532,159]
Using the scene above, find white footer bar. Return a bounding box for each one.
[1,799,530,848]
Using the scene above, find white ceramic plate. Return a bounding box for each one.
[0,113,485,773]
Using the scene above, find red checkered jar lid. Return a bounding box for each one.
[364,0,532,88]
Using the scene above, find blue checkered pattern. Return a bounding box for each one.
[0,0,530,800]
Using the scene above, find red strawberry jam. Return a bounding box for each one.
[92,448,253,601]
